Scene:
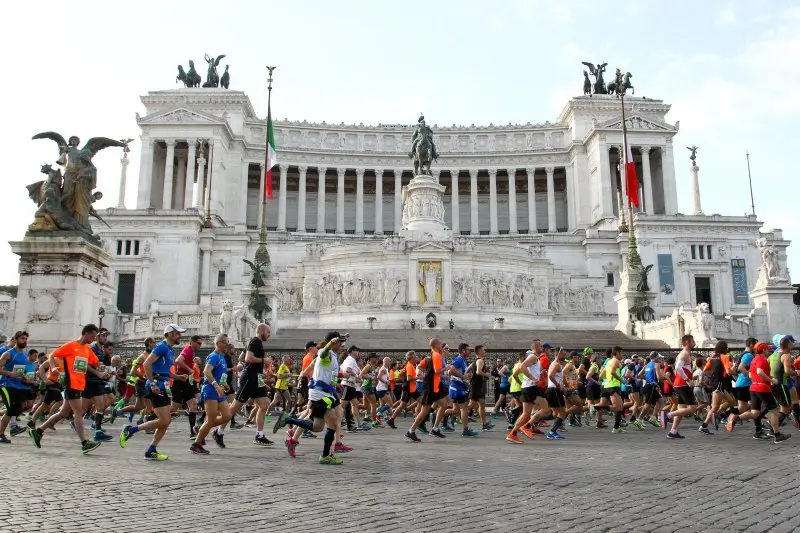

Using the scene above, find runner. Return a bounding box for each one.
[544,348,568,440]
[769,335,798,429]
[226,324,273,446]
[84,330,113,442]
[563,351,585,426]
[119,323,186,460]
[0,331,36,442]
[449,343,477,437]
[27,355,64,431]
[662,335,697,439]
[340,346,367,432]
[468,345,493,432]
[405,339,449,442]
[743,341,790,444]
[172,335,202,437]
[493,358,510,416]
[190,334,233,455]
[375,356,394,420]
[28,324,102,454]
[387,351,418,429]
[296,341,317,416]
[115,338,154,425]
[601,346,626,434]
[359,352,380,427]
[727,337,758,435]
[700,341,729,434]
[506,342,544,444]
[267,355,294,417]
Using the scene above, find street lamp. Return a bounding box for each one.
[98,307,105,329]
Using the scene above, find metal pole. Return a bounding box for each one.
[746,150,755,216]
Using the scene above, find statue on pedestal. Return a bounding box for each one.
[243,257,271,321]
[176,60,202,87]
[607,69,634,97]
[581,61,608,95]
[409,114,438,176]
[27,132,125,242]
[202,54,226,88]
[755,237,787,287]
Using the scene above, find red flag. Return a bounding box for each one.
[263,103,276,201]
[622,110,639,208]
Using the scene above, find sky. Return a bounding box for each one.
[0,0,798,285]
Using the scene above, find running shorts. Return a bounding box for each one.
[674,386,696,406]
[199,383,226,403]
[400,385,419,403]
[693,386,709,404]
[521,386,540,404]
[376,389,389,399]
[0,387,26,417]
[642,383,661,406]
[81,379,106,399]
[601,386,622,398]
[43,386,63,405]
[235,372,268,402]
[734,387,751,403]
[421,386,445,407]
[773,384,791,407]
[545,387,566,409]
[586,383,601,402]
[310,397,340,420]
[342,385,362,402]
[469,382,487,401]
[750,391,777,413]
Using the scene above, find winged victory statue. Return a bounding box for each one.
[581,61,608,95]
[203,54,226,87]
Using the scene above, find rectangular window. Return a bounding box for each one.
[124,240,132,256]
[134,240,140,255]
[606,273,614,287]
[707,245,712,260]
[217,270,226,288]
[699,246,705,260]
[116,273,135,314]
[691,245,696,260]
[116,240,122,255]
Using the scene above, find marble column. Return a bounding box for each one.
[507,168,517,235]
[136,138,155,209]
[546,166,556,232]
[174,154,187,210]
[317,167,327,234]
[599,142,613,216]
[117,148,130,208]
[641,146,654,215]
[565,162,575,230]
[297,166,307,232]
[336,168,346,234]
[162,139,176,209]
[200,245,211,294]
[239,161,249,224]
[184,141,196,210]
[394,170,402,233]
[277,165,288,231]
[374,168,383,235]
[192,144,207,209]
[469,169,478,235]
[355,168,365,235]
[256,163,265,226]
[526,167,537,233]
[450,170,460,235]
[691,162,703,215]
[488,169,498,235]
[662,140,678,214]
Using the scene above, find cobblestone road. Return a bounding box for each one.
[3,414,800,533]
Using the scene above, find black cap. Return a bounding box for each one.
[305,341,317,350]
[325,331,341,342]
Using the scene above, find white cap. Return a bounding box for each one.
[623,358,632,364]
[164,323,186,334]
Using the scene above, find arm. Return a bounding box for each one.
[175,353,193,374]
[476,359,489,377]
[737,361,749,379]
[756,367,775,384]
[783,355,796,378]
[244,349,265,365]
[519,355,537,381]
[38,360,51,382]
[143,352,160,392]
[0,353,11,378]
[130,357,145,379]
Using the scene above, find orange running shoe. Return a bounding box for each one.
[520,427,536,440]
[506,431,523,444]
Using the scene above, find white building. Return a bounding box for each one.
[93,88,792,343]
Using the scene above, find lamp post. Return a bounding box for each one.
[98,307,106,330]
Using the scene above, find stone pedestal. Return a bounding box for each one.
[11,233,112,348]
[749,284,798,338]
[399,174,451,241]
[614,268,656,336]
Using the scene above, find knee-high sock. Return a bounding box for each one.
[323,427,335,456]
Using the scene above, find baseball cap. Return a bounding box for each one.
[542,343,552,350]
[754,342,768,354]
[623,359,632,364]
[773,334,798,346]
[305,341,317,350]
[163,323,186,335]
[583,347,594,355]
[325,331,341,342]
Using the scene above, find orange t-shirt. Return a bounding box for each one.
[430,350,444,393]
[192,365,201,382]
[538,354,550,388]
[301,353,314,372]
[51,341,97,392]
[405,361,417,393]
[720,353,733,376]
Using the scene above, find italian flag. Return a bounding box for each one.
[264,105,277,201]
[622,117,640,208]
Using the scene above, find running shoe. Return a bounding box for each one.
[0,434,10,444]
[387,419,397,429]
[82,440,102,454]
[404,431,421,442]
[28,428,42,448]
[371,420,382,428]
[568,418,580,427]
[189,443,210,455]
[441,424,455,432]
[520,427,536,440]
[589,405,596,417]
[698,427,714,435]
[94,431,113,442]
[26,419,35,429]
[632,420,646,431]
[128,412,135,424]
[753,431,772,440]
[506,432,523,444]
[229,421,244,430]
[212,430,226,448]
[188,433,198,441]
[726,417,736,433]
[666,431,685,439]
[417,425,429,434]
[301,430,317,439]
[119,425,134,448]
[611,427,625,434]
[109,409,118,425]
[144,450,168,460]
[596,422,608,429]
[462,428,478,437]
[318,454,343,465]
[546,432,565,440]
[773,433,791,444]
[9,425,27,437]
[531,425,545,435]
[357,423,372,431]
[333,442,353,453]
[346,426,358,433]
[285,438,297,458]
[272,411,290,433]
[430,428,446,438]
[253,435,274,447]
[647,417,660,427]
[482,423,494,432]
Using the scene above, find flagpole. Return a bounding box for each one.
[255,66,277,269]
[620,92,642,269]
[746,150,755,216]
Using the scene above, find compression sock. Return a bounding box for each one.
[322,427,335,456]
[778,412,787,426]
[754,418,763,434]
[614,411,623,430]
[188,412,197,433]
[94,413,103,431]
[551,417,564,434]
[287,416,314,430]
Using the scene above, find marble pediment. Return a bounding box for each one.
[136,107,222,125]
[596,114,676,132]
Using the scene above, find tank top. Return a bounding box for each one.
[500,368,509,388]
[768,352,786,386]
[602,360,621,388]
[564,365,577,389]
[376,367,389,391]
[547,363,564,389]
[673,357,692,387]
[521,354,541,389]
[509,363,523,393]
[644,361,658,384]
[469,360,484,391]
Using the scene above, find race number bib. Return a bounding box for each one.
[26,372,36,382]
[73,357,88,374]
[220,374,228,388]
[12,365,26,377]
[257,374,266,388]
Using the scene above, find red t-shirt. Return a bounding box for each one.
[538,354,550,388]
[176,345,195,375]
[749,354,772,394]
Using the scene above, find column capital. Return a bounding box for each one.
[394,169,403,177]
[451,169,459,179]
[545,165,555,175]
[374,168,384,175]
[487,168,497,177]
[526,167,536,175]
[298,165,308,173]
[468,169,478,178]
[639,145,652,153]
[279,165,288,175]
[187,140,197,152]
[317,166,327,174]
[507,167,517,176]
[164,139,176,148]
[355,168,365,177]
[337,168,346,177]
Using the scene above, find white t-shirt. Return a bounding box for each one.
[308,349,340,402]
[341,355,360,388]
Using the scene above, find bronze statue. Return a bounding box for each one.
[583,70,591,96]
[581,61,608,95]
[220,65,230,89]
[608,70,634,97]
[243,257,270,320]
[177,60,201,87]
[243,258,268,290]
[633,263,654,293]
[409,114,438,176]
[202,54,226,88]
[686,145,698,164]
[28,132,125,241]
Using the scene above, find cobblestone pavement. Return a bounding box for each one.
[3,414,800,533]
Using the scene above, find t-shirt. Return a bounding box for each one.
[204,351,228,385]
[275,364,290,390]
[51,341,97,392]
[451,355,468,384]
[405,361,417,393]
[430,350,444,393]
[734,352,754,388]
[538,354,550,388]
[341,355,360,387]
[177,345,195,375]
[308,347,339,402]
[301,353,314,372]
[244,337,265,376]
[1,348,31,390]
[749,354,772,394]
[150,340,174,376]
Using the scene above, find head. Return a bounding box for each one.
[531,339,543,354]
[348,345,360,359]
[569,351,581,365]
[382,356,392,368]
[283,355,293,366]
[163,323,186,344]
[714,340,728,356]
[780,336,795,352]
[103,342,114,356]
[368,352,378,365]
[458,343,471,357]
[111,355,121,368]
[518,351,527,362]
[256,323,271,341]
[12,331,29,350]
[80,324,99,345]
[143,337,156,353]
[475,345,486,358]
[695,356,705,368]
[97,328,109,344]
[28,349,38,362]
[649,351,659,362]
[325,331,345,353]
[754,342,768,355]
[612,346,623,360]
[745,337,757,353]
[305,341,318,356]
[681,334,695,351]
[556,348,568,362]
[214,333,229,352]
[542,343,553,356]
[405,350,417,364]
[189,335,203,350]
[429,338,442,352]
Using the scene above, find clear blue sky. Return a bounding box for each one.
[0,0,797,284]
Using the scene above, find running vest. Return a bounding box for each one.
[644,361,658,384]
[602,360,621,388]
[547,363,564,389]
[520,353,541,389]
[768,352,787,386]
[509,362,523,393]
[673,357,692,387]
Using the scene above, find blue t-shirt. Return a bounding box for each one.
[151,340,174,376]
[451,355,468,382]
[2,348,31,390]
[644,361,658,384]
[500,369,510,388]
[735,352,754,388]
[204,351,228,384]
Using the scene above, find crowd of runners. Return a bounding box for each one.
[1,323,798,464]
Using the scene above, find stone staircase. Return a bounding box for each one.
[266,328,670,352]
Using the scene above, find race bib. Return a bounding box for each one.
[73,357,88,374]
[25,372,36,382]
[257,374,266,388]
[220,374,228,387]
[12,365,26,377]
[188,375,195,385]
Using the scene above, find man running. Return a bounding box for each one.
[0,331,36,443]
[405,339,449,441]
[387,351,419,429]
[662,335,698,439]
[449,343,477,437]
[769,335,798,430]
[172,335,202,436]
[544,348,568,439]
[469,345,493,432]
[190,334,233,455]
[227,323,274,447]
[744,341,790,444]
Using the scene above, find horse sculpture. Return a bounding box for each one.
[413,135,434,176]
[583,70,592,96]
[608,72,634,97]
[176,61,201,88]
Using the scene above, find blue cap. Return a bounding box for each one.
[774,334,798,346]
[542,343,552,349]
